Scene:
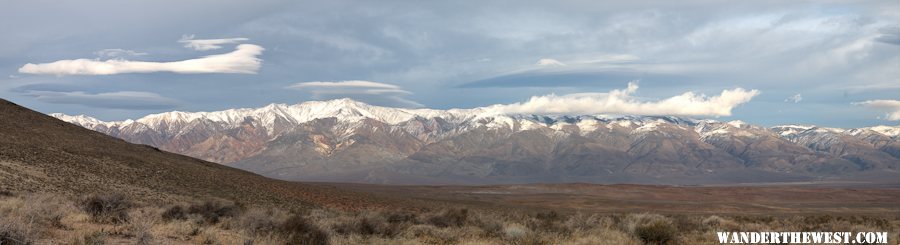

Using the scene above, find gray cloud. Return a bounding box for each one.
[461,68,694,88]
[24,90,180,110]
[875,26,900,45]
[94,49,148,58]
[179,35,250,51]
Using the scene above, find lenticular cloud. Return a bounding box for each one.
[485,82,760,117]
[178,35,250,51]
[18,44,263,76]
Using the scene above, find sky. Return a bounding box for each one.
[2,0,898,128]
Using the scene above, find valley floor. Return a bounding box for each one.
[323,182,900,215]
[0,183,900,244]
[2,189,898,245]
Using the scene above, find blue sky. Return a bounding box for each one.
[2,0,898,127]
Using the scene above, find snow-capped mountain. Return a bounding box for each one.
[51,99,900,184]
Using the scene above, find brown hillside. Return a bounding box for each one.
[0,99,394,211]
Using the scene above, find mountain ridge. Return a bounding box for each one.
[51,99,899,136]
[51,99,900,185]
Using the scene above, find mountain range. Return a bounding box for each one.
[51,99,900,185]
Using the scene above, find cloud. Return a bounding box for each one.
[18,44,264,75]
[287,80,421,107]
[875,26,900,45]
[178,34,250,51]
[460,68,690,88]
[536,58,566,66]
[484,82,759,117]
[785,93,802,103]
[24,90,180,110]
[94,49,148,58]
[288,80,404,91]
[853,100,900,121]
[3,1,898,126]
[576,54,641,64]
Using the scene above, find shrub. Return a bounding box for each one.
[0,222,31,245]
[634,219,677,245]
[535,211,562,221]
[566,229,640,245]
[23,194,71,229]
[384,210,418,224]
[427,208,468,228]
[281,215,329,245]
[332,214,402,237]
[530,210,567,234]
[400,224,459,244]
[187,201,241,224]
[74,231,108,245]
[473,218,503,236]
[156,220,200,240]
[237,208,288,237]
[161,205,186,221]
[620,213,678,245]
[701,215,724,229]
[358,217,380,235]
[129,210,156,245]
[503,223,529,239]
[0,193,73,242]
[562,213,611,233]
[194,228,221,245]
[79,193,131,224]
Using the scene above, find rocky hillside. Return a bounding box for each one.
[0,99,399,210]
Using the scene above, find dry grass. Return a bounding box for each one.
[0,192,77,244]
[1,192,898,244]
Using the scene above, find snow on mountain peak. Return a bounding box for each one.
[866,125,900,137]
[726,120,747,128]
[51,99,472,135]
[49,113,106,128]
[771,125,815,136]
[49,99,898,141]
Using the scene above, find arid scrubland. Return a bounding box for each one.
[1,191,897,245]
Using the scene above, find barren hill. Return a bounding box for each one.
[0,99,395,211]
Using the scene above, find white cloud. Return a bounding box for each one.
[785,93,802,103]
[178,34,249,51]
[94,49,148,58]
[18,44,264,75]
[853,100,900,121]
[576,54,640,64]
[287,80,421,107]
[536,58,566,66]
[25,90,179,110]
[287,80,412,95]
[485,82,760,117]
[288,80,403,90]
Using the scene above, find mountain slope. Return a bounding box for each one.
[0,99,393,210]
[52,99,900,185]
